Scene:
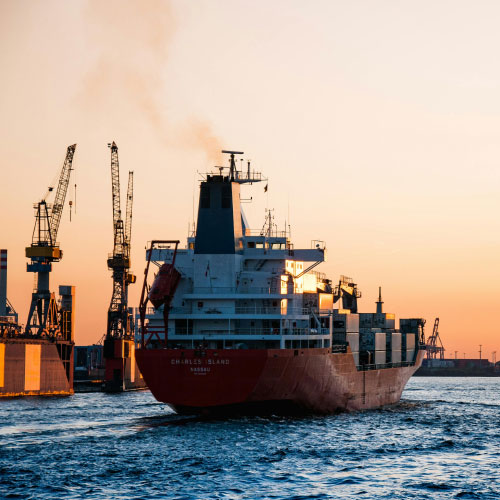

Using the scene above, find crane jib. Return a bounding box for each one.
[49,144,76,245]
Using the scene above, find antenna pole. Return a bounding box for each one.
[229,153,235,180]
[376,286,384,314]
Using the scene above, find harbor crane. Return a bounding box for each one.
[426,317,445,360]
[105,142,135,341]
[25,144,76,337]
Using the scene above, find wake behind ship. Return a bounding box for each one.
[136,151,425,414]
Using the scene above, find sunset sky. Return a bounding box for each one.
[0,0,499,359]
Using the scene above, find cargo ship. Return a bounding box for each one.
[136,151,425,414]
[0,249,74,397]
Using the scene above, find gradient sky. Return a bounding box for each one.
[0,0,498,359]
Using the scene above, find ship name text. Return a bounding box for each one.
[171,358,230,366]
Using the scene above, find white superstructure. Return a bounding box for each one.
[136,151,423,366]
[137,232,332,350]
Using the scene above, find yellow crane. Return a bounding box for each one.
[25,144,76,336]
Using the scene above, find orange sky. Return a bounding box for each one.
[0,0,499,359]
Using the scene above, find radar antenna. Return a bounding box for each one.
[221,150,244,180]
[220,150,266,184]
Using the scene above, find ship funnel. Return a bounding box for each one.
[0,250,7,316]
[194,174,243,254]
[194,150,266,254]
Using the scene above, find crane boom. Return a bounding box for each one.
[124,171,133,259]
[109,142,124,256]
[110,142,121,230]
[49,144,76,244]
[432,318,439,338]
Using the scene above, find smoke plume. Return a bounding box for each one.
[180,118,224,165]
[79,0,223,162]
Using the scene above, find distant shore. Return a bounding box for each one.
[415,368,500,377]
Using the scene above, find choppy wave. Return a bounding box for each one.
[0,378,499,499]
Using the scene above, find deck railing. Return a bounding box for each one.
[356,361,415,370]
[165,306,310,315]
[142,306,328,316]
[190,287,278,294]
[169,327,330,336]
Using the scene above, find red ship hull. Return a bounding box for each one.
[136,347,424,414]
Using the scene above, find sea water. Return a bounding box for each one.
[0,377,499,499]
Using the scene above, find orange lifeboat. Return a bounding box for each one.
[148,263,181,310]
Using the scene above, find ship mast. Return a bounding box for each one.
[376,287,384,314]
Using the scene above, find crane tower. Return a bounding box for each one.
[106,142,135,340]
[103,142,141,392]
[426,317,445,360]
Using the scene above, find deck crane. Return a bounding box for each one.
[25,144,76,337]
[106,142,135,340]
[426,317,445,360]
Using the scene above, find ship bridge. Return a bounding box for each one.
[136,151,332,350]
[137,237,331,350]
